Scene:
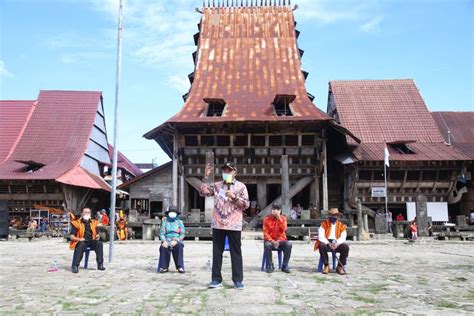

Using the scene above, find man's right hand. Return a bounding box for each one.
[162,241,169,248]
[272,241,279,249]
[204,163,212,180]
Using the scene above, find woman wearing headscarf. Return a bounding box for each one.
[158,205,186,273]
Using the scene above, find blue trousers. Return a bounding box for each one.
[158,242,184,270]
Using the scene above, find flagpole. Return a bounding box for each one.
[109,0,123,263]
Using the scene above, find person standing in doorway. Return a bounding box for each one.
[200,161,250,290]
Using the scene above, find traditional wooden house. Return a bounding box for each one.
[327,80,470,222]
[143,1,355,224]
[432,111,474,217]
[0,90,119,225]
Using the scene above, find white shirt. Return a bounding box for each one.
[290,209,298,220]
[318,223,347,244]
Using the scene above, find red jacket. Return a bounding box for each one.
[263,215,287,241]
[101,214,109,225]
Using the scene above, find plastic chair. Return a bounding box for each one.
[224,236,230,251]
[317,251,338,273]
[261,246,283,271]
[71,246,92,269]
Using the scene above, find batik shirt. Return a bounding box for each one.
[160,218,185,242]
[200,179,250,231]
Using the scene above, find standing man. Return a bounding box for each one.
[200,161,249,289]
[386,210,393,233]
[69,208,105,273]
[263,202,292,273]
[314,208,349,275]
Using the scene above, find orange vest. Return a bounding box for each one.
[69,219,98,250]
[314,219,347,251]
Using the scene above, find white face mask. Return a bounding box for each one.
[82,214,91,221]
[168,212,177,219]
[222,173,233,183]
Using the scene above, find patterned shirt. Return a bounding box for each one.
[200,179,250,231]
[160,218,186,242]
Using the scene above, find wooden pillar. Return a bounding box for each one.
[281,155,290,215]
[357,199,363,241]
[314,168,320,211]
[416,195,429,237]
[179,171,185,214]
[172,133,178,206]
[204,151,215,222]
[257,179,267,211]
[322,140,328,211]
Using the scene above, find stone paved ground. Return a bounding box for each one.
[0,238,473,315]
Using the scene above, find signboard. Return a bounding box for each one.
[371,187,386,198]
[406,202,448,221]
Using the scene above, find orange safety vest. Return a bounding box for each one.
[314,219,347,251]
[69,219,98,250]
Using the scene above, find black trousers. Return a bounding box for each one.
[318,242,349,266]
[264,240,292,269]
[72,240,104,267]
[212,228,243,283]
[159,242,184,270]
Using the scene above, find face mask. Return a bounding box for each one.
[222,173,233,183]
[328,216,337,223]
[168,212,177,219]
[82,215,91,221]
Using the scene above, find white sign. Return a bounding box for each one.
[406,202,448,221]
[371,187,386,198]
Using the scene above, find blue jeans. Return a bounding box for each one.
[159,242,184,270]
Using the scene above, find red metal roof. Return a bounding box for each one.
[0,90,103,180]
[56,166,112,192]
[108,144,143,177]
[432,111,474,159]
[146,4,329,139]
[0,100,35,164]
[329,80,468,161]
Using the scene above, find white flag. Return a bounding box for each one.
[384,145,390,167]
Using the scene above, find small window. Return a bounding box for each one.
[216,136,230,146]
[358,170,372,180]
[16,160,44,173]
[285,135,298,146]
[251,135,266,147]
[302,135,315,146]
[204,98,226,117]
[407,171,420,180]
[185,136,198,146]
[269,135,283,146]
[272,94,295,116]
[234,135,248,146]
[389,143,415,154]
[201,136,214,146]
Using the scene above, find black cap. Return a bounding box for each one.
[166,205,180,214]
[272,202,282,210]
[221,161,236,171]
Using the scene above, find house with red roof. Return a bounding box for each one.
[0,90,140,227]
[327,79,471,224]
[143,2,354,224]
[432,111,474,218]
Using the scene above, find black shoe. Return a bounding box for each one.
[281,266,291,273]
[71,266,79,273]
[98,264,106,271]
[178,267,185,274]
[159,268,169,273]
[265,263,274,273]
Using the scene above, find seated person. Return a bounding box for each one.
[158,206,186,273]
[263,202,292,273]
[69,208,105,273]
[116,210,128,241]
[314,208,349,275]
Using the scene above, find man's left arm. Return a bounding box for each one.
[336,230,347,245]
[234,185,250,209]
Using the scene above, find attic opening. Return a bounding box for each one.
[273,94,295,116]
[203,98,226,117]
[16,160,45,173]
[389,143,415,154]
